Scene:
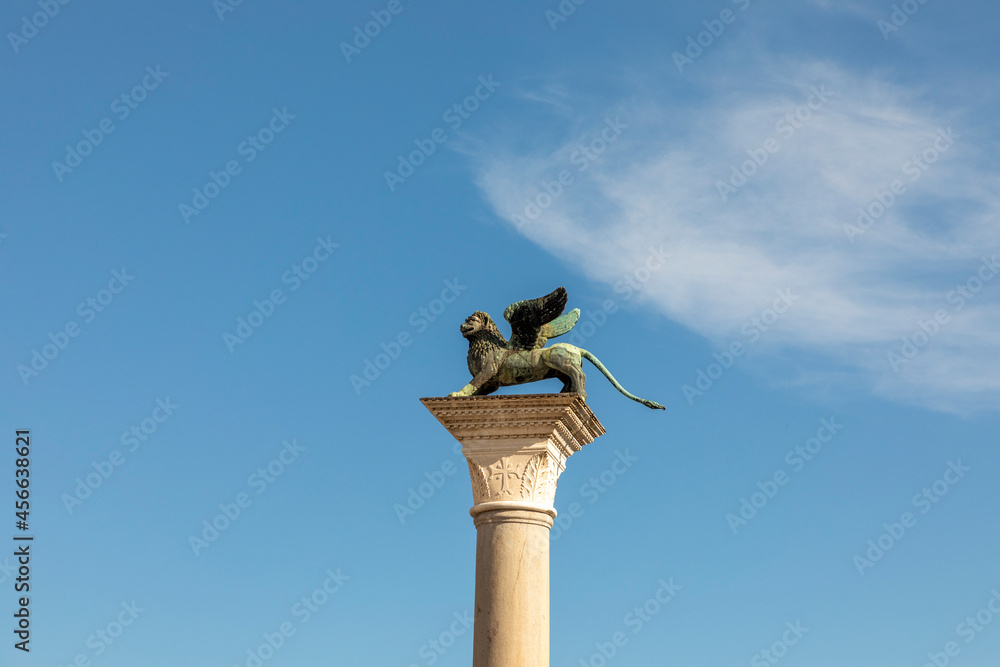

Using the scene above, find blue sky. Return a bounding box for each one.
[2,0,999,665]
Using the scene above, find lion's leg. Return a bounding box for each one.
[474,382,499,396]
[450,364,499,398]
[575,368,587,397]
[555,372,574,393]
[566,363,586,398]
[547,346,587,399]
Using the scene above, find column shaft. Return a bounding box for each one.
[472,508,553,667]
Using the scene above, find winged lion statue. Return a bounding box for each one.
[448,287,665,410]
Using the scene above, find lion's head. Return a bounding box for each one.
[460,311,501,339]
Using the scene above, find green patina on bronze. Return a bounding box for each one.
[448,287,665,410]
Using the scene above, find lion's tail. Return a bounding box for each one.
[579,349,666,410]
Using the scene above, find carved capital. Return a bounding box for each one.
[463,451,561,505]
[421,394,605,513]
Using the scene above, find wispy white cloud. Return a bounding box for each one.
[472,58,1000,413]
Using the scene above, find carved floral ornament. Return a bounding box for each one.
[465,452,562,506]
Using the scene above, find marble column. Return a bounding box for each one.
[421,394,605,667]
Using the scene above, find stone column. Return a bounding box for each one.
[421,394,605,667]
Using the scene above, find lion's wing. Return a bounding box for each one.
[503,286,571,350]
[539,309,580,345]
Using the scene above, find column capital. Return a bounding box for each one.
[420,394,605,511]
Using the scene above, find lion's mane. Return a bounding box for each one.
[465,311,508,372]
